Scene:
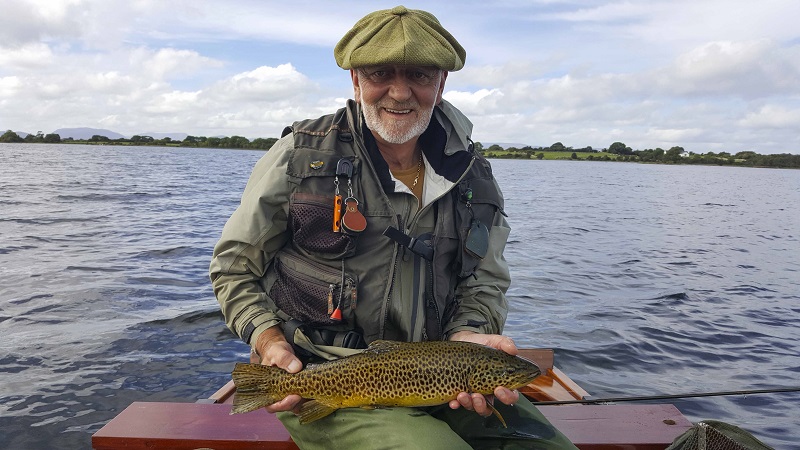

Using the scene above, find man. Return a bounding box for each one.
[210,6,577,449]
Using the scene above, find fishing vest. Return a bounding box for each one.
[262,101,504,359]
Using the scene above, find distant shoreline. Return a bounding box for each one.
[2,131,798,169]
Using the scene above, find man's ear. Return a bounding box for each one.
[350,69,361,102]
[436,71,449,104]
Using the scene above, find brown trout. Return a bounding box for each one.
[230,340,541,425]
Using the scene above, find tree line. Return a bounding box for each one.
[477,140,800,169]
[0,130,277,150]
[3,130,798,169]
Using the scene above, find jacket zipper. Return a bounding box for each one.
[410,156,476,340]
[348,105,476,340]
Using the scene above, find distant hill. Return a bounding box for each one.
[53,127,126,140]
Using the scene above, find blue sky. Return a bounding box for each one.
[2,0,799,154]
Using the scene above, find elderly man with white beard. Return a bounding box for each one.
[210,5,578,449]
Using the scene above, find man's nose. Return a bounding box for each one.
[387,77,413,102]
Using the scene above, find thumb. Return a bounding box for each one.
[284,357,303,373]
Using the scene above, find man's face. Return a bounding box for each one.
[351,65,448,145]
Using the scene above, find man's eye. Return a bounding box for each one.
[409,71,436,84]
[371,70,389,79]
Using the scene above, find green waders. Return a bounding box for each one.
[278,395,578,449]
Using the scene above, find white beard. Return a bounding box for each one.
[358,78,440,144]
[362,101,434,144]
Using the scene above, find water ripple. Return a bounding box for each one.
[1,146,799,449]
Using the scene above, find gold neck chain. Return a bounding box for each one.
[411,152,423,189]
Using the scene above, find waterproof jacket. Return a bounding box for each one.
[210,99,511,358]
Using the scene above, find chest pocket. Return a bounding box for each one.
[455,176,505,278]
[287,150,361,260]
[289,192,357,259]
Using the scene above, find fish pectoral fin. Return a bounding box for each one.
[486,402,508,428]
[298,400,339,424]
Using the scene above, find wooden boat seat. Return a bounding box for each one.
[91,402,692,450]
[92,349,693,449]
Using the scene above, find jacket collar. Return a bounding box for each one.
[351,99,475,185]
[433,99,474,157]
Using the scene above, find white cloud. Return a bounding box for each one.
[0,43,55,69]
[661,40,800,98]
[209,64,317,102]
[143,90,202,114]
[98,114,121,127]
[0,77,23,98]
[645,128,705,143]
[129,48,225,80]
[1,0,799,153]
[0,0,82,46]
[739,105,800,129]
[443,89,505,115]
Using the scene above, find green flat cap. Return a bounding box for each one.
[334,5,466,71]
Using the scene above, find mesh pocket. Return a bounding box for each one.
[269,253,355,326]
[289,193,356,258]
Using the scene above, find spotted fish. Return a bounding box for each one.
[230,340,541,425]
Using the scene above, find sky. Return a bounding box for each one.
[2,0,799,154]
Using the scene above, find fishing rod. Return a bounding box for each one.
[532,386,800,406]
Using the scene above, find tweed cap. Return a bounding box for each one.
[334,6,466,71]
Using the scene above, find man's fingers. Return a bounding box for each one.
[498,336,518,356]
[471,393,491,416]
[449,332,518,356]
[450,392,494,417]
[457,392,473,410]
[494,387,519,405]
[265,394,303,413]
[272,350,302,373]
[263,342,302,373]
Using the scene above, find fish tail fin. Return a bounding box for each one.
[230,363,284,415]
[297,400,338,424]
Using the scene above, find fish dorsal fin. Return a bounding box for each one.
[365,340,404,355]
[298,400,339,424]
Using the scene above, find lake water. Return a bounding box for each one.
[1,143,798,449]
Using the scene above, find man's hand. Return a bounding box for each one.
[448,331,521,416]
[253,326,304,414]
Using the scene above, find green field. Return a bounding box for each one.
[482,150,620,161]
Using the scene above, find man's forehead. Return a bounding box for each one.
[359,65,441,73]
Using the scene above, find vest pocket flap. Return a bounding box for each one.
[287,151,359,180]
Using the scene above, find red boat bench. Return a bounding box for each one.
[92,401,691,450]
[92,350,693,449]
